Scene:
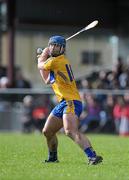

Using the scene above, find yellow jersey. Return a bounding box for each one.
[43,55,81,102]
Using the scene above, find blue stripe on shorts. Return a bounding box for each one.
[51,100,82,118]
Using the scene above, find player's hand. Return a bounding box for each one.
[37,47,50,63]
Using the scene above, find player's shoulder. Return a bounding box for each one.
[44,55,69,65]
[59,55,70,63]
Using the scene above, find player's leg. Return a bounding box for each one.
[42,113,63,162]
[63,113,103,165]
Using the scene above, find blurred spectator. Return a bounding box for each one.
[32,106,48,132]
[32,95,50,132]
[114,56,124,80]
[0,76,12,110]
[113,96,124,134]
[79,94,101,133]
[79,92,87,130]
[14,68,32,101]
[14,68,32,88]
[99,94,115,133]
[118,69,128,89]
[81,78,92,89]
[79,91,87,110]
[22,95,34,133]
[0,66,6,78]
[119,94,129,136]
[0,76,9,88]
[96,70,109,89]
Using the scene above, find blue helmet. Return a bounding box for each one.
[48,36,66,47]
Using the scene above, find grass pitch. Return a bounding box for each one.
[0,132,129,180]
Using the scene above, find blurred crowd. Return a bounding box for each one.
[21,95,52,133]
[0,65,52,133]
[79,92,129,136]
[78,56,129,90]
[0,56,129,136]
[77,56,129,136]
[0,66,32,89]
[0,93,53,133]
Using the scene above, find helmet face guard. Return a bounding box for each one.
[48,36,66,56]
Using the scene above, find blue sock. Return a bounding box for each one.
[84,147,96,158]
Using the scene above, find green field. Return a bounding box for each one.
[0,132,129,180]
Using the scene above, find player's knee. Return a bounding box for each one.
[42,128,53,138]
[64,129,73,138]
[42,128,49,137]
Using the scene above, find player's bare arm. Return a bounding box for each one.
[37,47,50,84]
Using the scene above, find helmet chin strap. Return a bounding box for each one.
[60,46,65,54]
